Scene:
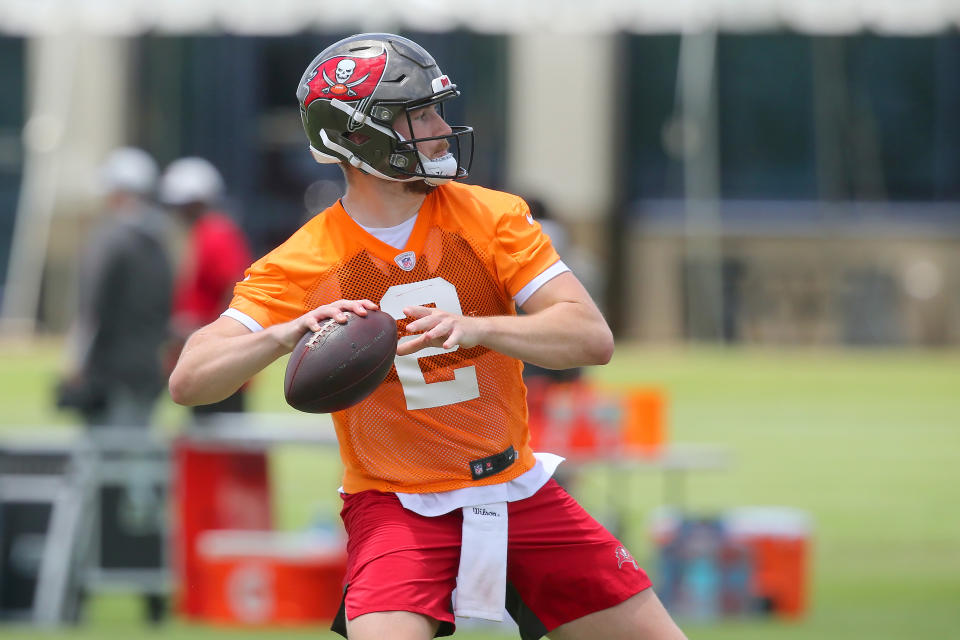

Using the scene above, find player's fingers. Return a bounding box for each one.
[402,305,433,320]
[350,299,376,308]
[396,335,428,356]
[425,319,453,342]
[405,314,442,334]
[442,326,463,350]
[308,303,348,323]
[327,299,368,318]
[345,299,378,315]
[303,312,332,331]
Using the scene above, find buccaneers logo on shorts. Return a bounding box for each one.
[614,545,639,570]
[304,52,387,106]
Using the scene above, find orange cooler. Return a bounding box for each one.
[172,438,273,618]
[527,383,668,460]
[196,530,347,626]
[724,507,812,617]
[622,388,667,455]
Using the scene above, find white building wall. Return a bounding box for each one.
[505,33,616,225]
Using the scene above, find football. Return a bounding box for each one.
[284,310,398,413]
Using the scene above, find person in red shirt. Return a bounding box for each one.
[160,157,252,415]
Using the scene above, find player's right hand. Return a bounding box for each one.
[270,299,379,351]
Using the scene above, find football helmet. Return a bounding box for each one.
[296,33,473,186]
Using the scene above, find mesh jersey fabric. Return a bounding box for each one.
[229,182,561,494]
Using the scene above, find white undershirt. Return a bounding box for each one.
[356,213,419,249]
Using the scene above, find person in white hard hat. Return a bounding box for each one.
[159,157,252,416]
[58,147,174,429]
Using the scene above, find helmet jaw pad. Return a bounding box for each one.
[311,98,413,182]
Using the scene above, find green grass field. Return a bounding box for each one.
[1,338,958,639]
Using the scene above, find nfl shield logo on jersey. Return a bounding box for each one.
[394,251,417,271]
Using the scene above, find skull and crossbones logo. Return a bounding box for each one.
[614,545,639,570]
[322,59,370,97]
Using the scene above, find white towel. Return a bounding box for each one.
[454,501,508,621]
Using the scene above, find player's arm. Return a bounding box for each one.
[168,299,378,406]
[398,271,614,369]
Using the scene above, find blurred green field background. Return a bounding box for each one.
[1,338,958,639]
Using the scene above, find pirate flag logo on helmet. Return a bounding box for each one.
[304,52,388,106]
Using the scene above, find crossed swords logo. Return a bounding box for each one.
[321,59,370,97]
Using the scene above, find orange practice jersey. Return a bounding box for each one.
[229,182,561,494]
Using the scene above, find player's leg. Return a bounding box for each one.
[548,588,686,640]
[346,610,440,640]
[332,490,461,639]
[506,479,687,640]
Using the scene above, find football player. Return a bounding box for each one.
[169,33,685,640]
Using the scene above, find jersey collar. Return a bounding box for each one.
[332,191,437,265]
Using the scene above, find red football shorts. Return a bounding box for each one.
[331,478,652,639]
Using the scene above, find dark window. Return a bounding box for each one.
[625,32,960,213]
[625,35,683,202]
[847,35,960,200]
[717,34,817,199]
[0,37,25,287]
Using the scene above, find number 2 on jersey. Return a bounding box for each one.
[380,278,480,410]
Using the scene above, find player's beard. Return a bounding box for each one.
[403,179,436,196]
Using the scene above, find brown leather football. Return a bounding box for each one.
[284,310,398,413]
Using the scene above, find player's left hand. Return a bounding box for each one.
[398,305,484,355]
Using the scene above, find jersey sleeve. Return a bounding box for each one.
[492,198,562,299]
[227,225,324,329]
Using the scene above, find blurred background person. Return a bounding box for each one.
[52,146,174,626]
[56,147,173,429]
[159,157,252,417]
